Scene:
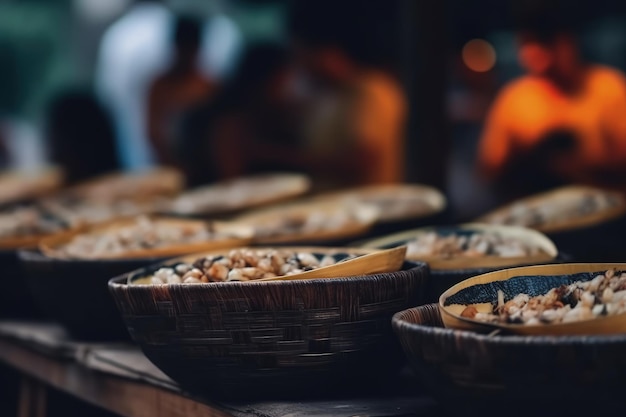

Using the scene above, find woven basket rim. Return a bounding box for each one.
[392,305,626,345]
[109,261,428,289]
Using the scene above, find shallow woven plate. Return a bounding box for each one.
[314,183,446,223]
[69,167,184,200]
[360,223,557,270]
[477,185,626,234]
[234,199,379,245]
[168,172,311,216]
[39,216,253,260]
[439,263,626,335]
[0,167,64,206]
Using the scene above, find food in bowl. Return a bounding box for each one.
[460,269,626,325]
[0,206,65,239]
[138,248,356,284]
[47,216,229,259]
[406,230,548,259]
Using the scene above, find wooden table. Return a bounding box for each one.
[0,323,439,417]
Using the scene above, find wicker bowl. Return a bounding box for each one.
[393,304,626,413]
[108,255,429,398]
[19,249,169,340]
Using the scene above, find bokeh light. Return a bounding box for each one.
[462,38,496,72]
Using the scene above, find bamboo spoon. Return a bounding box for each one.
[256,246,407,281]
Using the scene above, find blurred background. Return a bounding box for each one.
[2,0,626,220]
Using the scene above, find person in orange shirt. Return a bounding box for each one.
[478,2,626,196]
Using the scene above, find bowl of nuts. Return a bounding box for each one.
[439,263,626,335]
[108,246,428,398]
[361,223,559,303]
[19,216,252,340]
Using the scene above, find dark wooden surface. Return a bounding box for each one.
[0,322,440,417]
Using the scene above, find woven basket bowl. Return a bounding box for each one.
[108,260,429,398]
[19,249,169,340]
[393,304,626,414]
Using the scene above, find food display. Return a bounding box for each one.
[69,168,184,201]
[316,184,446,223]
[141,248,355,284]
[0,206,65,240]
[461,269,626,326]
[235,201,378,244]
[45,216,218,259]
[40,195,169,228]
[40,216,253,260]
[480,186,625,232]
[0,167,63,206]
[169,173,310,216]
[405,230,547,259]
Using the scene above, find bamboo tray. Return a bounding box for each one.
[0,167,64,206]
[167,172,311,216]
[233,200,379,245]
[39,216,253,260]
[314,183,447,223]
[477,185,626,234]
[68,167,184,201]
[439,263,626,335]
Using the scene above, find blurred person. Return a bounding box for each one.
[277,0,406,187]
[478,0,626,197]
[180,43,297,185]
[147,16,214,167]
[45,89,119,184]
[95,0,241,171]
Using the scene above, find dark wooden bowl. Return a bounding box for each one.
[392,304,626,414]
[18,250,169,341]
[108,261,429,399]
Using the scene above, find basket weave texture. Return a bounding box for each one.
[109,262,429,397]
[392,304,626,413]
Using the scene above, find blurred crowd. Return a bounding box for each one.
[1,0,626,218]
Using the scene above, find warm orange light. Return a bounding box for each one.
[462,39,496,72]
